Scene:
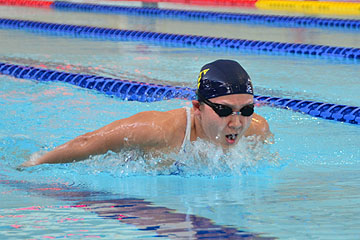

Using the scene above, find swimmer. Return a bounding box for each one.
[21,59,271,167]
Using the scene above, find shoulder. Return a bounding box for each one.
[118,108,187,148]
[245,113,272,141]
[127,108,186,127]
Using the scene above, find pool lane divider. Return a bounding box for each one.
[1,0,359,31]
[2,0,360,16]
[51,1,360,31]
[1,62,359,125]
[1,18,360,62]
[0,62,196,102]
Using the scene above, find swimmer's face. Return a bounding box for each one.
[194,94,254,148]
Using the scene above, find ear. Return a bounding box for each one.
[192,100,201,116]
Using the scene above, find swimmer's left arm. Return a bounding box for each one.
[245,113,273,142]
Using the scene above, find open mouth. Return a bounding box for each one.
[225,134,238,144]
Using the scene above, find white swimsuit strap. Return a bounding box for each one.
[180,107,191,151]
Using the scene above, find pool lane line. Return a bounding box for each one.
[1,0,359,31]
[0,0,257,8]
[2,0,360,16]
[0,174,275,239]
[0,18,359,62]
[51,1,360,31]
[1,62,359,125]
[0,62,197,102]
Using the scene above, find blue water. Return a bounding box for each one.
[1,3,360,240]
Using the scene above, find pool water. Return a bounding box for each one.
[1,3,360,240]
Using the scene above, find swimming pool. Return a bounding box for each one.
[1,2,360,239]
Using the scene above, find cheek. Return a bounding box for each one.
[204,115,227,134]
[244,117,252,128]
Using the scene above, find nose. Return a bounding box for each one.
[228,114,243,129]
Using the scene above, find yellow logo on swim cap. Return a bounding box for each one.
[197,68,209,89]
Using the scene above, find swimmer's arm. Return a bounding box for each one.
[21,130,108,166]
[21,112,168,167]
[245,113,273,142]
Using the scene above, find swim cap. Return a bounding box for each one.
[197,59,253,100]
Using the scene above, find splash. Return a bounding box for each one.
[169,136,280,176]
[77,136,280,177]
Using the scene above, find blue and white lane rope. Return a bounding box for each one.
[52,1,360,31]
[1,62,359,125]
[0,62,195,102]
[0,18,359,62]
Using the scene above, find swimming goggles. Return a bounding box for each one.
[197,93,254,117]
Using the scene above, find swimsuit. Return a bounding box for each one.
[171,107,192,175]
[180,107,191,153]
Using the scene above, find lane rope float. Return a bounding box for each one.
[52,1,360,31]
[0,18,359,62]
[1,62,359,125]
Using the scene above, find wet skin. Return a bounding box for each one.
[21,93,270,167]
[192,94,255,149]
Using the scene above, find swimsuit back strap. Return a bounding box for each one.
[180,107,191,151]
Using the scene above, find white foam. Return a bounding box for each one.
[79,136,280,177]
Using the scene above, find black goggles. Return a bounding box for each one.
[197,93,254,117]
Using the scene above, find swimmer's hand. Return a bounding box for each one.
[19,160,37,167]
[18,151,44,168]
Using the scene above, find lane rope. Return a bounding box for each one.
[1,62,359,125]
[1,0,360,16]
[0,18,359,62]
[52,1,360,31]
[1,1,359,31]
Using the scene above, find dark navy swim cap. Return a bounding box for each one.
[197,59,253,100]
